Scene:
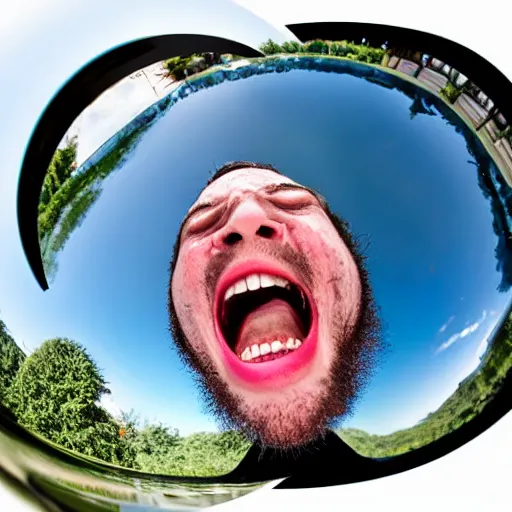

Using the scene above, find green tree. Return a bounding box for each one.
[0,319,26,405]
[38,123,153,283]
[281,41,303,53]
[303,39,330,54]
[8,338,126,464]
[259,39,283,55]
[39,136,78,210]
[167,431,250,476]
[130,422,180,458]
[124,421,181,472]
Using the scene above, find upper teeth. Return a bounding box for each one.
[225,273,290,302]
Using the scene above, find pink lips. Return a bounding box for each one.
[213,260,318,391]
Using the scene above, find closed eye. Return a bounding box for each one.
[185,207,224,235]
[268,190,317,211]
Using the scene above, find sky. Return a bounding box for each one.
[2,2,512,511]
[1,0,511,438]
[2,60,510,437]
[0,0,296,436]
[62,61,182,166]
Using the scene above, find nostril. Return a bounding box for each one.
[256,225,275,239]
[224,232,243,246]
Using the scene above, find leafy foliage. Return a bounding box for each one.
[39,125,152,281]
[124,430,251,477]
[38,127,147,242]
[260,38,385,65]
[1,303,511,475]
[7,338,128,465]
[39,136,78,211]
[303,39,330,54]
[259,39,284,55]
[339,312,512,457]
[440,81,463,104]
[0,320,26,405]
[281,41,302,53]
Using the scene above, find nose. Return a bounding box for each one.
[212,198,283,248]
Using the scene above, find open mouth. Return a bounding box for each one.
[216,272,313,364]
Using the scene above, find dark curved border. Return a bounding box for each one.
[277,21,512,488]
[286,22,512,125]
[13,23,512,490]
[16,34,262,291]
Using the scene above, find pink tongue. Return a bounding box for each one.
[235,298,305,354]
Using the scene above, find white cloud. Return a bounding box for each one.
[64,61,179,166]
[437,310,487,353]
[439,315,455,333]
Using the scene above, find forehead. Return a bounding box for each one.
[192,168,298,209]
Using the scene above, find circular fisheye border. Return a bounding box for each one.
[14,22,512,488]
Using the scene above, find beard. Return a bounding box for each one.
[168,238,383,450]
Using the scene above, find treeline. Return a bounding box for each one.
[162,40,388,83]
[39,125,153,281]
[259,38,386,65]
[0,320,251,476]
[2,310,511,474]
[338,311,512,457]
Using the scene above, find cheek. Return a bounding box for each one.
[293,218,362,314]
[172,248,206,319]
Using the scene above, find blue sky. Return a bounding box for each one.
[0,0,295,436]
[0,1,510,437]
[2,64,510,437]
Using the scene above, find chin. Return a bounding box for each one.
[229,376,338,448]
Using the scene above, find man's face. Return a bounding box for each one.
[170,168,368,448]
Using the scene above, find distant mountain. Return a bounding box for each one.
[338,308,512,458]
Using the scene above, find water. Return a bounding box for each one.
[28,58,512,467]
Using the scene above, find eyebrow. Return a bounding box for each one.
[180,182,322,233]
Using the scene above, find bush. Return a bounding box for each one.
[440,82,463,104]
[329,41,352,57]
[303,39,330,54]
[259,39,283,55]
[0,321,26,406]
[8,338,128,464]
[281,41,302,53]
[163,56,192,80]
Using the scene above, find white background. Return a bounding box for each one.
[1,0,511,511]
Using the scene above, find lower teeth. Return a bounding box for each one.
[245,351,289,363]
[239,340,302,363]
